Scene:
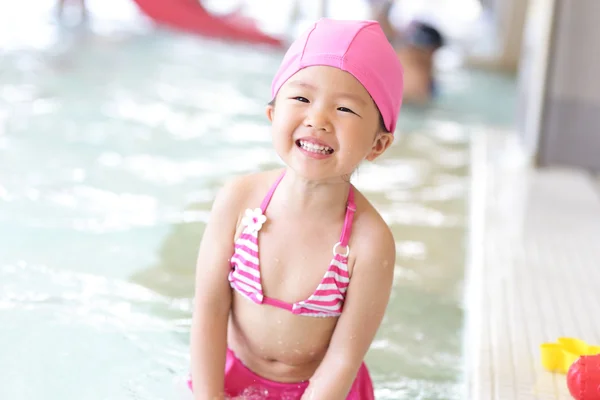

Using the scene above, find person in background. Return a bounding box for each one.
[394,20,445,105]
[371,0,445,105]
[56,0,88,24]
[366,0,396,39]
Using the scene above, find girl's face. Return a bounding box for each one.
[267,66,393,182]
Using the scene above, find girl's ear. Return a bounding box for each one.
[266,104,274,122]
[365,133,393,161]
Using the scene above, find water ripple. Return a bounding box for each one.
[0,262,192,329]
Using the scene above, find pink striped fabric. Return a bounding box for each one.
[228,172,356,317]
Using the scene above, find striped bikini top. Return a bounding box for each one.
[228,172,356,317]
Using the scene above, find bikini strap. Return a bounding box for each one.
[259,171,286,212]
[338,186,356,249]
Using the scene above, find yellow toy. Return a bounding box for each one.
[540,337,600,374]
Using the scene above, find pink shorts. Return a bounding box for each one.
[188,348,374,399]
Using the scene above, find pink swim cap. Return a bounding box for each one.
[271,18,404,133]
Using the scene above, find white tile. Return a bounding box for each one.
[464,132,600,399]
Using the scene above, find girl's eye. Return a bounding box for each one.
[338,107,355,114]
[293,97,309,103]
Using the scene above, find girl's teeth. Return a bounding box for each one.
[299,141,332,154]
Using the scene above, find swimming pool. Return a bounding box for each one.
[0,2,516,399]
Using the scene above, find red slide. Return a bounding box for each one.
[131,0,285,47]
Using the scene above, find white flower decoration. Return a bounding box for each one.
[242,208,267,233]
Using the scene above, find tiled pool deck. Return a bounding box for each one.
[465,131,600,400]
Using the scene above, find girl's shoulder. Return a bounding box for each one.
[231,168,284,187]
[215,168,285,212]
[220,168,284,198]
[208,169,286,238]
[350,187,395,256]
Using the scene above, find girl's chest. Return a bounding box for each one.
[256,220,344,302]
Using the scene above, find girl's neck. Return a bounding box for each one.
[275,169,352,219]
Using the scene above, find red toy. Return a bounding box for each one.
[567,354,600,400]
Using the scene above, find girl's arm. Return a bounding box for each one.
[301,218,396,400]
[190,178,245,400]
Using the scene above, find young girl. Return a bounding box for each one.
[189,18,404,400]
